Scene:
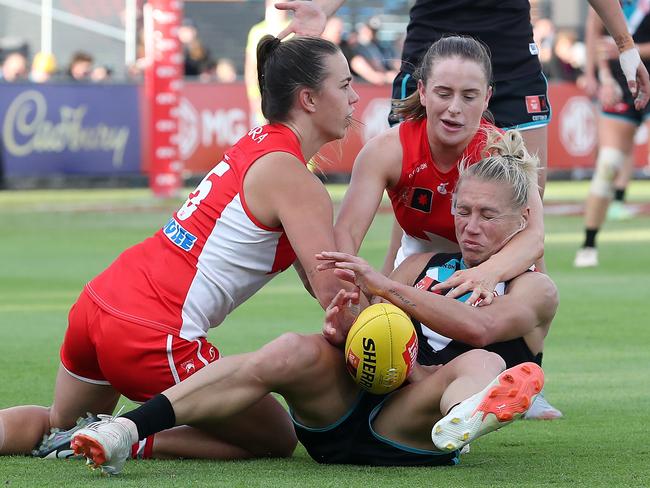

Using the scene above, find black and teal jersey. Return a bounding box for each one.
[400,0,540,82]
[411,253,542,368]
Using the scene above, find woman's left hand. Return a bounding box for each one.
[430,266,498,306]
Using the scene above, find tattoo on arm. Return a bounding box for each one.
[388,288,416,308]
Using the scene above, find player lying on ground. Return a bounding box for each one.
[319,131,558,394]
[0,35,361,462]
[68,131,556,475]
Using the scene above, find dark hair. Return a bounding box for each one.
[394,36,493,121]
[257,35,340,123]
[70,51,93,65]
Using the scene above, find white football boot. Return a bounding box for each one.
[523,389,563,420]
[432,362,544,452]
[70,415,135,475]
[574,247,598,268]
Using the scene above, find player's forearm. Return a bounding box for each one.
[588,0,635,52]
[333,226,361,256]
[377,281,490,346]
[482,224,544,285]
[584,8,602,78]
[379,219,403,276]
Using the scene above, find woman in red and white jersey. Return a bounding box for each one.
[0,35,359,461]
[334,36,545,305]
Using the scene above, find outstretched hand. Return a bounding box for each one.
[430,266,498,306]
[316,251,392,301]
[619,48,650,110]
[322,288,359,346]
[275,1,327,39]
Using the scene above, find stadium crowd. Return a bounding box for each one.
[0,5,589,86]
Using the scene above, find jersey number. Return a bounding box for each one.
[176,160,231,221]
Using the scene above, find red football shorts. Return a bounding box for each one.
[60,291,220,402]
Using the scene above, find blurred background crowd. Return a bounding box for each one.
[0,0,590,88]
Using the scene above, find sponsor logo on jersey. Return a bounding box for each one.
[402,331,418,376]
[409,187,433,213]
[181,359,196,374]
[529,43,539,55]
[414,275,434,291]
[163,218,198,251]
[437,182,449,195]
[407,162,428,179]
[208,346,217,361]
[525,95,549,114]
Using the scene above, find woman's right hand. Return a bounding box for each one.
[322,288,360,346]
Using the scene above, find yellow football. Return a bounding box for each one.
[344,303,418,395]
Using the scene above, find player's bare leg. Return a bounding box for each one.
[165,332,357,430]
[0,364,119,455]
[372,349,505,450]
[72,333,358,473]
[577,117,636,267]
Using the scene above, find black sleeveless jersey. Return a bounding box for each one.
[411,253,542,369]
[400,0,541,82]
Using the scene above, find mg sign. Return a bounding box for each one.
[559,96,597,156]
[177,96,247,162]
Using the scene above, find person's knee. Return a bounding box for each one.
[590,147,625,198]
[251,333,325,385]
[48,406,76,430]
[460,349,506,374]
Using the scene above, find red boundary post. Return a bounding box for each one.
[144,0,183,197]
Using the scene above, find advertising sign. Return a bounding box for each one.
[179,81,649,175]
[0,84,141,176]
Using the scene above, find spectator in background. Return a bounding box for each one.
[245,0,289,126]
[0,52,28,82]
[347,19,397,86]
[321,16,355,67]
[215,58,238,83]
[199,58,239,83]
[91,65,113,82]
[321,15,344,46]
[547,29,584,82]
[179,19,212,77]
[30,52,57,83]
[533,16,556,77]
[67,51,93,81]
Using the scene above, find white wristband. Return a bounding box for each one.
[619,48,642,82]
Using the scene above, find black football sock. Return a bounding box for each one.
[583,228,598,249]
[121,394,176,441]
[613,188,626,203]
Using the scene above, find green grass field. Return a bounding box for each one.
[1,181,649,487]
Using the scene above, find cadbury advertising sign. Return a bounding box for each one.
[0,83,141,176]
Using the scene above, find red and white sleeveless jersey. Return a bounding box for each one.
[387,118,497,264]
[86,124,304,341]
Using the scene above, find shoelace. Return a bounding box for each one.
[96,405,126,423]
